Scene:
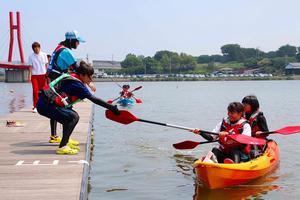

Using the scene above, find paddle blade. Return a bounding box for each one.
[135,98,143,103]
[173,140,201,150]
[273,126,300,135]
[227,134,266,145]
[105,110,139,125]
[107,100,113,104]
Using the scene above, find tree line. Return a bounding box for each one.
[120,44,300,74]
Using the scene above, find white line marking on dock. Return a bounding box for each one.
[15,160,60,166]
[15,160,24,166]
[68,160,89,166]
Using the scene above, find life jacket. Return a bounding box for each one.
[219,117,251,154]
[42,73,82,108]
[120,90,133,99]
[220,117,247,134]
[46,45,66,80]
[247,111,263,136]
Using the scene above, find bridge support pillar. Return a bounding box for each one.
[5,69,29,83]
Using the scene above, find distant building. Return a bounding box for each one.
[285,63,300,75]
[92,60,122,74]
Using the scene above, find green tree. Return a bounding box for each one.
[241,48,257,59]
[205,62,215,73]
[271,57,296,71]
[276,44,297,57]
[121,54,144,74]
[221,44,243,62]
[143,56,162,74]
[296,52,300,62]
[197,55,211,63]
[244,58,258,68]
[266,51,277,58]
[179,53,197,71]
[257,58,272,67]
[210,54,225,63]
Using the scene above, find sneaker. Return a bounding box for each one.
[67,143,80,151]
[69,138,80,146]
[49,136,79,146]
[32,108,37,113]
[56,146,78,155]
[49,136,62,143]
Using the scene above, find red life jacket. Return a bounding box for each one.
[120,90,133,98]
[247,111,262,136]
[219,117,251,153]
[220,117,247,134]
[42,73,82,108]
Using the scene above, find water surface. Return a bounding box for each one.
[89,81,300,200]
[1,81,299,199]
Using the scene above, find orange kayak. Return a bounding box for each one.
[193,140,279,189]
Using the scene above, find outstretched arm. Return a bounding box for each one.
[87,95,120,115]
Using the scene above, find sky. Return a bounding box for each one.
[0,0,300,62]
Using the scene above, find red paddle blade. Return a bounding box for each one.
[273,126,300,135]
[105,110,139,125]
[173,140,200,150]
[107,100,113,104]
[227,134,266,145]
[135,98,143,103]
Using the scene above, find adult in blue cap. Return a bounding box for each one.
[47,30,85,80]
[45,30,95,146]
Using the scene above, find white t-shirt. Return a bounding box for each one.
[28,52,48,75]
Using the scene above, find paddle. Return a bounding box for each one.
[173,140,219,150]
[172,133,268,150]
[133,96,143,103]
[105,110,266,145]
[130,86,143,103]
[174,126,300,150]
[115,82,122,88]
[107,97,120,104]
[201,126,300,136]
[130,86,142,92]
[264,126,300,135]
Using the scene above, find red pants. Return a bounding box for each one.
[31,74,46,108]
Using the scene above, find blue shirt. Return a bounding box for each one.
[60,80,92,100]
[56,48,76,71]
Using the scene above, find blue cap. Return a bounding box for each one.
[65,30,86,43]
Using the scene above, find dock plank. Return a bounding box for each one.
[0,101,93,200]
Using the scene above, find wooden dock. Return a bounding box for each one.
[0,101,94,200]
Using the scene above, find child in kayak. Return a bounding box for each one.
[37,61,120,155]
[242,95,269,158]
[242,95,269,138]
[192,102,251,163]
[120,84,133,99]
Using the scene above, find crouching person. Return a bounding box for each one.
[37,61,119,155]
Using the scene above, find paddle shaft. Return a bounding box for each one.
[110,97,120,103]
[138,118,218,135]
[196,140,219,145]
